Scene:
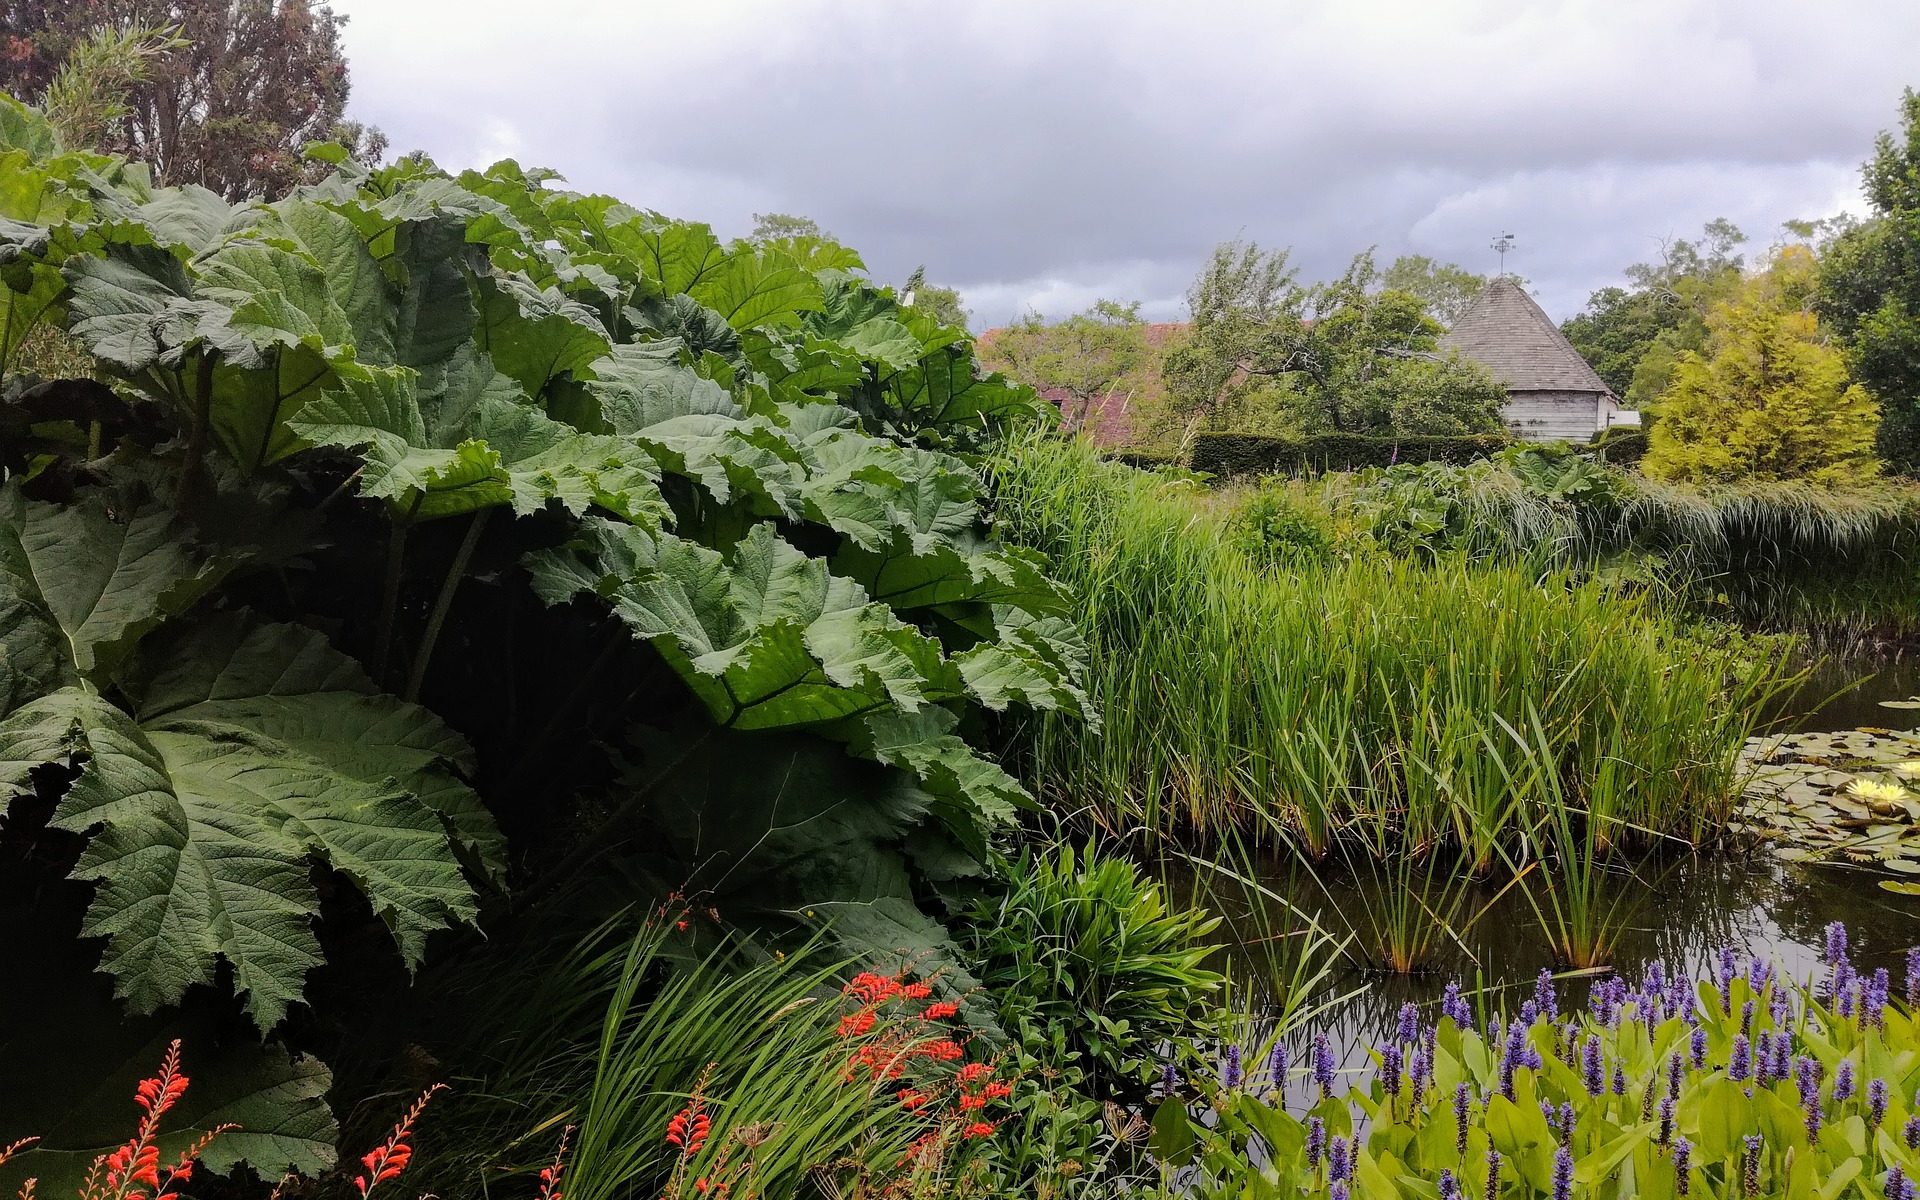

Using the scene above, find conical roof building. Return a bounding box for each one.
[1441,277,1633,442]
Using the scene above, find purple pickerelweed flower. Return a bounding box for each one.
[1222,1044,1243,1091]
[1313,1031,1336,1095]
[1870,1077,1890,1128]
[1559,1101,1575,1136]
[1867,969,1891,1028]
[1455,1082,1472,1153]
[1552,1144,1574,1200]
[1907,1112,1920,1150]
[1690,1026,1708,1069]
[1753,1031,1773,1085]
[1827,920,1851,967]
[1739,998,1756,1036]
[1836,1057,1856,1102]
[1888,1167,1911,1200]
[1330,1184,1349,1200]
[1438,1169,1462,1200]
[1612,1063,1627,1095]
[1658,1096,1677,1146]
[1306,1116,1326,1170]
[1797,1056,1825,1142]
[1835,960,1858,1010]
[1397,1001,1420,1046]
[1519,999,1541,1028]
[1535,968,1557,1020]
[1581,1034,1604,1094]
[1667,1051,1685,1098]
[1773,1033,1794,1082]
[1381,1044,1404,1099]
[1329,1135,1352,1184]
[1742,1134,1762,1197]
[1484,1150,1502,1200]
[1443,981,1472,1026]
[1730,1034,1752,1082]
[1161,1059,1179,1097]
[1907,946,1920,1005]
[1719,945,1738,1008]
[1412,1042,1433,1095]
[1541,1099,1559,1131]
[1674,1135,1693,1197]
[1266,1038,1289,1095]
[1770,986,1792,1030]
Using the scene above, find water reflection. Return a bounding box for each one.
[1174,847,1917,1093]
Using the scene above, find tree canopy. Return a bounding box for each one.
[1644,245,1879,486]
[977,300,1151,433]
[1164,245,1504,437]
[1816,87,1920,471]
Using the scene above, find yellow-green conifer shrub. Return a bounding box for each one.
[1645,245,1880,486]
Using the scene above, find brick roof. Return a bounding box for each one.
[1440,278,1612,397]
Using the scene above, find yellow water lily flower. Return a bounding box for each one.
[1893,761,1920,779]
[1847,777,1910,804]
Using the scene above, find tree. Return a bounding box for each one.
[750,211,829,241]
[37,24,183,150]
[1162,239,1304,429]
[977,300,1150,432]
[1561,219,1747,407]
[1167,245,1502,436]
[1816,88,1920,470]
[1381,254,1487,325]
[1644,246,1879,486]
[902,265,968,331]
[0,0,384,199]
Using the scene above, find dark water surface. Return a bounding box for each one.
[1174,646,1920,1082]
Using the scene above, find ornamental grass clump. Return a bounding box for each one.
[1152,923,1920,1197]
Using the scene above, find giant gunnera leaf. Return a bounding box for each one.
[0,614,502,1029]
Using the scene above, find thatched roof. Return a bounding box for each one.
[1441,278,1612,396]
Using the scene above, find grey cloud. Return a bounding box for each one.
[333,0,1917,325]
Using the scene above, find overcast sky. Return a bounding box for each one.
[329,0,1917,330]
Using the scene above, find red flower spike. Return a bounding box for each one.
[962,1120,997,1140]
[920,1001,960,1021]
[353,1084,445,1200]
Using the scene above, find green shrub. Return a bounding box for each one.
[967,844,1225,1098]
[1589,425,1650,466]
[1230,484,1336,565]
[1191,432,1510,479]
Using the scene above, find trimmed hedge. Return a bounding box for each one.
[1588,426,1650,467]
[1189,432,1511,478]
[1108,448,1185,471]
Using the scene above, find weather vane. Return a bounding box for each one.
[1491,233,1517,277]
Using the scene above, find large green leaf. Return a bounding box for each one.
[685,249,823,331]
[527,519,954,731]
[0,615,500,1028]
[0,486,233,711]
[290,366,669,525]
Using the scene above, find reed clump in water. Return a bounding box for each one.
[989,434,1791,869]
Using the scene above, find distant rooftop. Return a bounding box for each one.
[1441,277,1613,396]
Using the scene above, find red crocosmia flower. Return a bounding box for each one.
[844,971,904,1004]
[354,1084,445,1200]
[897,1088,928,1111]
[900,982,933,1001]
[920,1040,964,1061]
[920,1001,960,1021]
[837,1009,877,1039]
[958,1093,987,1111]
[956,1062,992,1085]
[983,1080,1013,1101]
[963,1121,998,1140]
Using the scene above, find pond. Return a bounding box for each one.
[1181,645,1920,1093]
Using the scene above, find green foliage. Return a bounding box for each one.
[1190,432,1510,478]
[966,844,1225,1096]
[1646,246,1881,487]
[1589,425,1649,466]
[991,435,1782,857]
[1229,484,1335,566]
[1166,247,1508,438]
[1561,218,1748,407]
[1164,949,1918,1200]
[977,299,1150,433]
[1380,254,1487,326]
[1817,88,1920,470]
[0,94,1082,1184]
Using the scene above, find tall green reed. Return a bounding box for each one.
[990,434,1789,862]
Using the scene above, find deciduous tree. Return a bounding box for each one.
[1816,88,1920,470]
[1381,254,1487,325]
[0,0,384,198]
[978,300,1149,432]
